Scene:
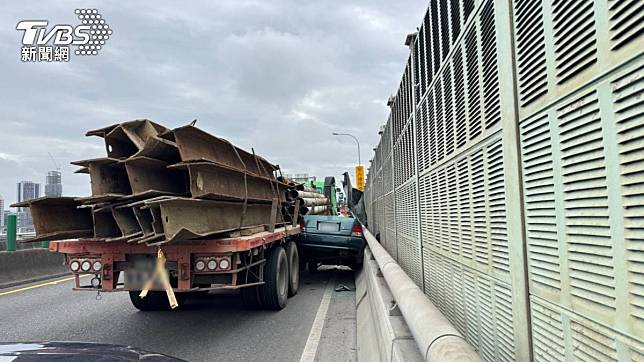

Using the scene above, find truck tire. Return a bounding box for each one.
[129,291,179,311]
[260,246,288,310]
[286,241,300,297]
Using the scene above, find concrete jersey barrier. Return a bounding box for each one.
[0,249,68,288]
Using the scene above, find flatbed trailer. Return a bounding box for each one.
[49,225,301,311]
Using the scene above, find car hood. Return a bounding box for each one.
[0,342,186,361]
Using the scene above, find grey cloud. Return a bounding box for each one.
[0,0,424,205]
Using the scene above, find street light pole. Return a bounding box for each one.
[332,132,361,165]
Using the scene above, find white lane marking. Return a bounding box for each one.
[300,272,336,362]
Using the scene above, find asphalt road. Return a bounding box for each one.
[0,267,357,362]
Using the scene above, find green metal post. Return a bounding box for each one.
[6,213,17,252]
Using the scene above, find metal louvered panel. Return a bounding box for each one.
[398,235,422,287]
[517,58,644,359]
[531,297,644,361]
[395,180,418,240]
[612,64,644,329]
[439,0,450,60]
[487,138,509,277]
[385,192,395,231]
[422,249,516,361]
[608,0,644,51]
[365,0,644,360]
[450,0,461,44]
[429,0,441,75]
[427,88,438,166]
[443,66,455,157]
[513,0,548,106]
[416,100,428,173]
[470,148,489,267]
[453,48,467,150]
[530,302,566,361]
[558,90,616,314]
[512,0,643,117]
[552,0,597,84]
[457,157,474,261]
[434,80,445,164]
[465,26,483,140]
[519,113,561,295]
[437,168,449,252]
[480,0,500,130]
[446,164,460,255]
[386,227,397,260]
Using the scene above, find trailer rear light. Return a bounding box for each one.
[92,260,102,272]
[351,225,363,238]
[207,259,218,271]
[193,255,232,272]
[81,260,92,272]
[218,257,231,271]
[299,219,306,231]
[195,259,206,272]
[69,260,80,272]
[91,276,101,288]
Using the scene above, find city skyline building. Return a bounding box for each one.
[45,170,62,197]
[17,180,40,211]
[16,180,40,232]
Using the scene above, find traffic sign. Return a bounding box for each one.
[356,165,364,191]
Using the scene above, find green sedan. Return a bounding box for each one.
[298,214,366,272]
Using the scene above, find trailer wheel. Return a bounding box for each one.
[286,241,300,297]
[129,291,182,311]
[260,246,288,310]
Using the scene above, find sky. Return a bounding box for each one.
[0,0,425,207]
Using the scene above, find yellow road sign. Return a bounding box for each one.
[356,165,365,191]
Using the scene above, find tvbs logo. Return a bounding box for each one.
[17,9,112,62]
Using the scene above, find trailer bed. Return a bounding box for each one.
[50,225,301,293]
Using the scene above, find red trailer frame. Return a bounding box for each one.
[50,225,300,293]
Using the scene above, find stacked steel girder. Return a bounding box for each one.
[13,120,289,245]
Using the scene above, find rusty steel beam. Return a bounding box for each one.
[10,197,93,242]
[132,135,180,163]
[71,157,131,198]
[90,205,122,240]
[86,119,169,159]
[111,204,143,240]
[121,197,167,243]
[172,126,278,178]
[141,197,282,244]
[123,156,188,196]
[169,161,285,203]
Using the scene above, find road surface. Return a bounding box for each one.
[0,267,357,362]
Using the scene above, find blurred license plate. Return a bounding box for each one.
[318,222,340,232]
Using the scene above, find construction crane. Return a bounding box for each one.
[48,152,61,171]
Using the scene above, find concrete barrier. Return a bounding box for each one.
[0,249,68,289]
[355,247,423,362]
